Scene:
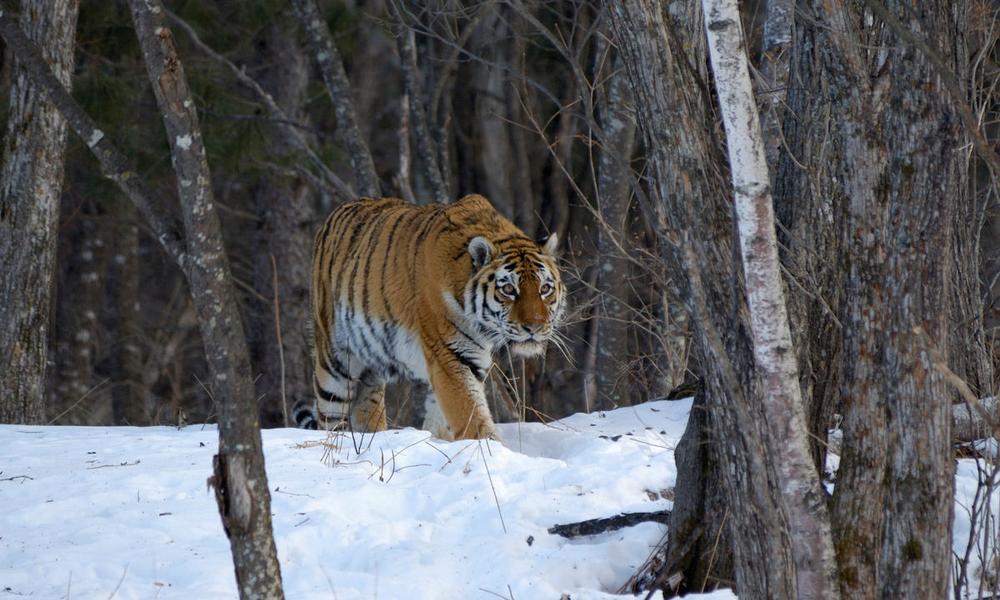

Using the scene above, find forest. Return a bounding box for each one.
[1,0,999,598]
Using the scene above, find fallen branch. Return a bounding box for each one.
[548,509,671,538]
[86,460,141,470]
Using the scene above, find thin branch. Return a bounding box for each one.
[165,8,354,201]
[271,255,289,428]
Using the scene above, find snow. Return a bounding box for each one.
[0,399,735,599]
[4,399,990,599]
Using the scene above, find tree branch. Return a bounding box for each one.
[389,1,450,204]
[0,6,188,273]
[289,0,380,198]
[166,8,354,202]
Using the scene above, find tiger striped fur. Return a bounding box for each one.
[295,194,564,440]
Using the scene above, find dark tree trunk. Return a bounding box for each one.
[245,22,315,428]
[0,0,80,424]
[658,391,734,593]
[474,7,517,220]
[290,0,380,198]
[111,208,147,425]
[771,0,843,474]
[594,54,637,409]
[805,1,961,597]
[51,208,107,423]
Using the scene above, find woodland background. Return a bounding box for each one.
[3,0,692,429]
[1,0,999,598]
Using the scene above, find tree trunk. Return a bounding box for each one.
[111,208,148,425]
[290,0,380,198]
[0,0,80,424]
[51,208,107,424]
[770,0,842,475]
[701,1,838,596]
[757,0,791,174]
[126,2,284,597]
[609,1,799,596]
[245,22,315,428]
[391,4,449,204]
[474,7,517,220]
[811,1,961,597]
[594,54,637,409]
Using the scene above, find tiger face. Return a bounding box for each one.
[465,234,564,357]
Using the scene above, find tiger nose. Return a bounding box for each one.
[522,322,544,334]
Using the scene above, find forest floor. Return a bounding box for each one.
[0,398,993,599]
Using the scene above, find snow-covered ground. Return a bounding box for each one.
[2,399,993,599]
[1,399,737,600]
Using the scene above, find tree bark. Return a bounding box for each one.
[51,208,106,424]
[609,1,799,596]
[701,1,838,596]
[770,0,842,475]
[126,2,284,597]
[0,0,80,424]
[757,0,791,174]
[473,7,518,221]
[811,1,961,597]
[289,0,380,198]
[111,208,147,425]
[390,4,450,204]
[594,54,637,409]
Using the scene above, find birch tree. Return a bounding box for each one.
[701,0,838,596]
[609,1,799,595]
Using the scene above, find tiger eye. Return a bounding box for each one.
[500,283,517,297]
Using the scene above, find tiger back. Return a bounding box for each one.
[295,194,564,440]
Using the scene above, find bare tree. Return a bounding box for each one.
[609,1,802,595]
[0,0,80,424]
[701,0,838,595]
[593,54,637,409]
[125,1,284,596]
[0,4,286,597]
[290,0,380,198]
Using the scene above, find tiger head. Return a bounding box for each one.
[465,234,564,357]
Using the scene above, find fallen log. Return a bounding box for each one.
[548,509,672,538]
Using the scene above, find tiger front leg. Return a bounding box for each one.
[349,382,388,433]
[426,360,498,441]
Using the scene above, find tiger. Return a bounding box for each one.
[293,194,564,440]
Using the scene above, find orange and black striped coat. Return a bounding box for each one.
[296,194,563,440]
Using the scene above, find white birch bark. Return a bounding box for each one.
[701,1,839,598]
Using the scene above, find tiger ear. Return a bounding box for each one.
[541,232,558,256]
[468,236,494,270]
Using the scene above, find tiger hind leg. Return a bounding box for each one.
[296,347,364,430]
